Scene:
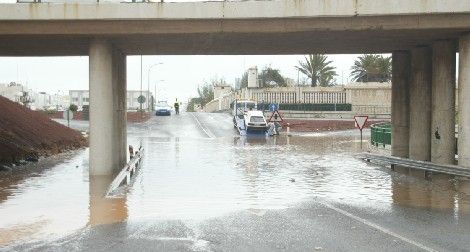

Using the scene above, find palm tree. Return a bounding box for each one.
[350,54,392,82]
[296,54,337,87]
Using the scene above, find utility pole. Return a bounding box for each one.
[147,62,163,112]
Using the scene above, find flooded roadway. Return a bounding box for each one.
[1,112,470,251]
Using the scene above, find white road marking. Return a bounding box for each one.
[208,113,233,127]
[321,202,437,252]
[190,113,216,139]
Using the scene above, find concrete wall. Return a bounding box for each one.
[346,83,392,107]
[3,0,470,20]
[203,82,392,113]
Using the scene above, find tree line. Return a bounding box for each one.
[237,54,392,88]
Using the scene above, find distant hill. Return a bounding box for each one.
[0,96,87,166]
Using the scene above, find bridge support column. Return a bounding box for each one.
[113,49,127,170]
[431,41,456,165]
[89,39,127,176]
[458,35,470,167]
[409,47,432,161]
[391,51,411,158]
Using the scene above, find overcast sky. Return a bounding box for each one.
[0,54,365,102]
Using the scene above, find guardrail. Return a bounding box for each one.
[106,146,144,196]
[370,122,391,147]
[360,153,470,178]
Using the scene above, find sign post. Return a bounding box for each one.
[63,109,74,128]
[354,115,369,149]
[138,95,146,118]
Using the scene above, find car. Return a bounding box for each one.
[155,101,172,116]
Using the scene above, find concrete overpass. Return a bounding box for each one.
[0,0,470,175]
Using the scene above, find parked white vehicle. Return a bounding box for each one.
[232,100,268,135]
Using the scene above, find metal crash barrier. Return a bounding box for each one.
[361,152,470,178]
[106,146,144,196]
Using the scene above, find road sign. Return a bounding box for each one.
[269,103,279,112]
[354,115,368,149]
[137,95,146,104]
[354,115,368,130]
[269,110,283,122]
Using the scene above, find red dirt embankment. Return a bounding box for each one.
[0,96,87,165]
[282,119,387,132]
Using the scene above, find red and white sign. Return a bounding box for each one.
[269,110,283,122]
[354,115,369,130]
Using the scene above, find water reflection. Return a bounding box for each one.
[0,150,90,246]
[0,152,130,247]
[88,175,128,226]
[392,173,470,216]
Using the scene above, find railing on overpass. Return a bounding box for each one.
[16,0,238,3]
[370,122,391,147]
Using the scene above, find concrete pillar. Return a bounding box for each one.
[431,41,456,165]
[89,39,127,176]
[113,50,127,169]
[391,51,411,158]
[409,47,432,161]
[458,35,470,167]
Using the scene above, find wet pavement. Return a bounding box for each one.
[1,112,470,251]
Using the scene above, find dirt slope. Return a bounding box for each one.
[0,96,87,165]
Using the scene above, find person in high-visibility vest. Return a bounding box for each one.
[174,99,180,115]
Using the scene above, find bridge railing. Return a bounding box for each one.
[370,122,391,147]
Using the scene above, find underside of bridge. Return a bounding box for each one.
[1,1,470,175]
[0,14,470,55]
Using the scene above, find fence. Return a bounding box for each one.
[249,88,347,104]
[370,122,391,147]
[258,103,352,112]
[204,84,392,113]
[251,91,298,104]
[303,91,347,104]
[353,105,391,115]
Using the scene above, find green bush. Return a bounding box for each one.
[69,104,78,112]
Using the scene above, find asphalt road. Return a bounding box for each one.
[3,112,470,251]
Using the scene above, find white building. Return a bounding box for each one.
[69,90,153,111]
[247,67,259,88]
[69,90,89,108]
[127,90,153,110]
[0,82,26,103]
[213,84,232,99]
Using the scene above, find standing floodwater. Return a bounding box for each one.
[1,112,470,251]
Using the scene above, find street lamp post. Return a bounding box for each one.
[154,79,164,106]
[148,63,163,111]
